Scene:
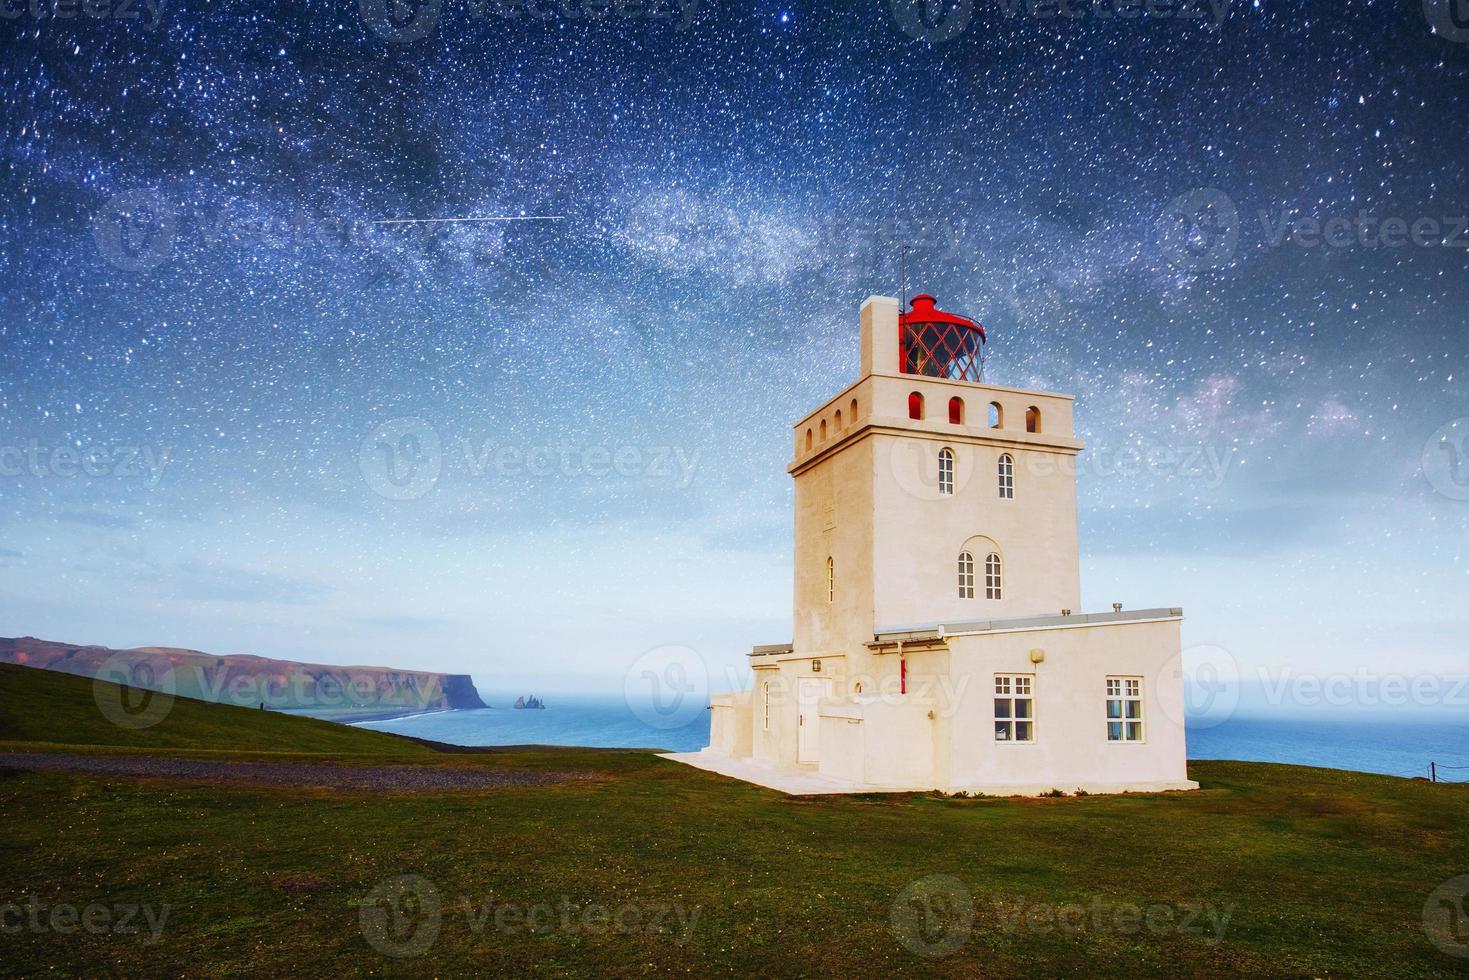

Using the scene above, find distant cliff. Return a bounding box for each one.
[0,635,487,720]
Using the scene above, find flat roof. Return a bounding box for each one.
[749,643,794,657]
[873,607,1183,642]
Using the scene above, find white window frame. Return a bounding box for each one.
[984,552,1002,600]
[957,551,975,599]
[762,681,771,731]
[998,453,1014,499]
[993,674,1034,742]
[938,448,954,496]
[826,556,834,603]
[1106,676,1144,742]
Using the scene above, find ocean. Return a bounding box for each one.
[355,695,1469,781]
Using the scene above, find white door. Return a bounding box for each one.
[797,678,830,764]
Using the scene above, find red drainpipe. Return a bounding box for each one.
[900,656,907,695]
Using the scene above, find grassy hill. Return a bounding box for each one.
[0,661,431,755]
[2,661,1466,977]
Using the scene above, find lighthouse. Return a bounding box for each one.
[675,294,1195,796]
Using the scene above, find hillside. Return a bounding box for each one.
[1,659,1466,976]
[0,634,486,721]
[0,662,433,754]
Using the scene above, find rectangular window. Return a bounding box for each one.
[994,674,1034,742]
[1106,677,1144,741]
[762,682,770,731]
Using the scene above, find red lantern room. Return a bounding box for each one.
[898,294,985,383]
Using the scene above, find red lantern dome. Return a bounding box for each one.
[898,294,985,382]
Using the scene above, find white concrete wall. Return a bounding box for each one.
[940,618,1193,794]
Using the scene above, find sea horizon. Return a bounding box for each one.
[352,695,1469,783]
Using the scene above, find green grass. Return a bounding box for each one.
[1,662,1466,977]
[0,661,431,756]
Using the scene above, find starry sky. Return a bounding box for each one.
[2,0,1467,705]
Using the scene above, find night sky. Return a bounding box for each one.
[2,0,1467,699]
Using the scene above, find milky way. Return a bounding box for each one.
[1,0,1466,688]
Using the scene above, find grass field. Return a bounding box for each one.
[1,662,1466,977]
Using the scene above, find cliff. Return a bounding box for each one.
[0,635,487,720]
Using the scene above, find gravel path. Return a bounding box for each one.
[0,752,588,791]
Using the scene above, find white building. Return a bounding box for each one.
[675,294,1197,795]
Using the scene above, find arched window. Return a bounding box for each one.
[958,551,975,598]
[850,397,858,421]
[908,391,924,420]
[989,401,1003,429]
[998,453,1014,499]
[762,681,771,731]
[835,409,843,431]
[805,428,813,451]
[820,419,827,441]
[948,397,964,425]
[825,556,834,603]
[1025,406,1041,433]
[985,553,1003,599]
[938,448,954,495]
